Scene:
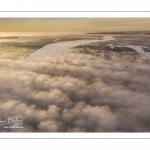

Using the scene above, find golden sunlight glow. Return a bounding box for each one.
[0,18,150,33]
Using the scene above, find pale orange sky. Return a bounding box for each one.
[0,18,150,32]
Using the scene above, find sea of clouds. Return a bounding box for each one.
[0,36,150,132]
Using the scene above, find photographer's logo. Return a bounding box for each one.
[0,118,24,129]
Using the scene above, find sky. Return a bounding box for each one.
[0,18,150,33]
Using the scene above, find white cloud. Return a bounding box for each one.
[0,37,150,132]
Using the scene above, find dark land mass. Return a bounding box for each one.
[74,37,150,64]
[0,37,89,60]
[0,37,87,50]
[75,43,136,52]
[87,31,150,34]
[74,43,141,62]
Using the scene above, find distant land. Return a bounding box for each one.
[87,31,150,34]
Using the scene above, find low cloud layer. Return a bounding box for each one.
[0,37,150,132]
